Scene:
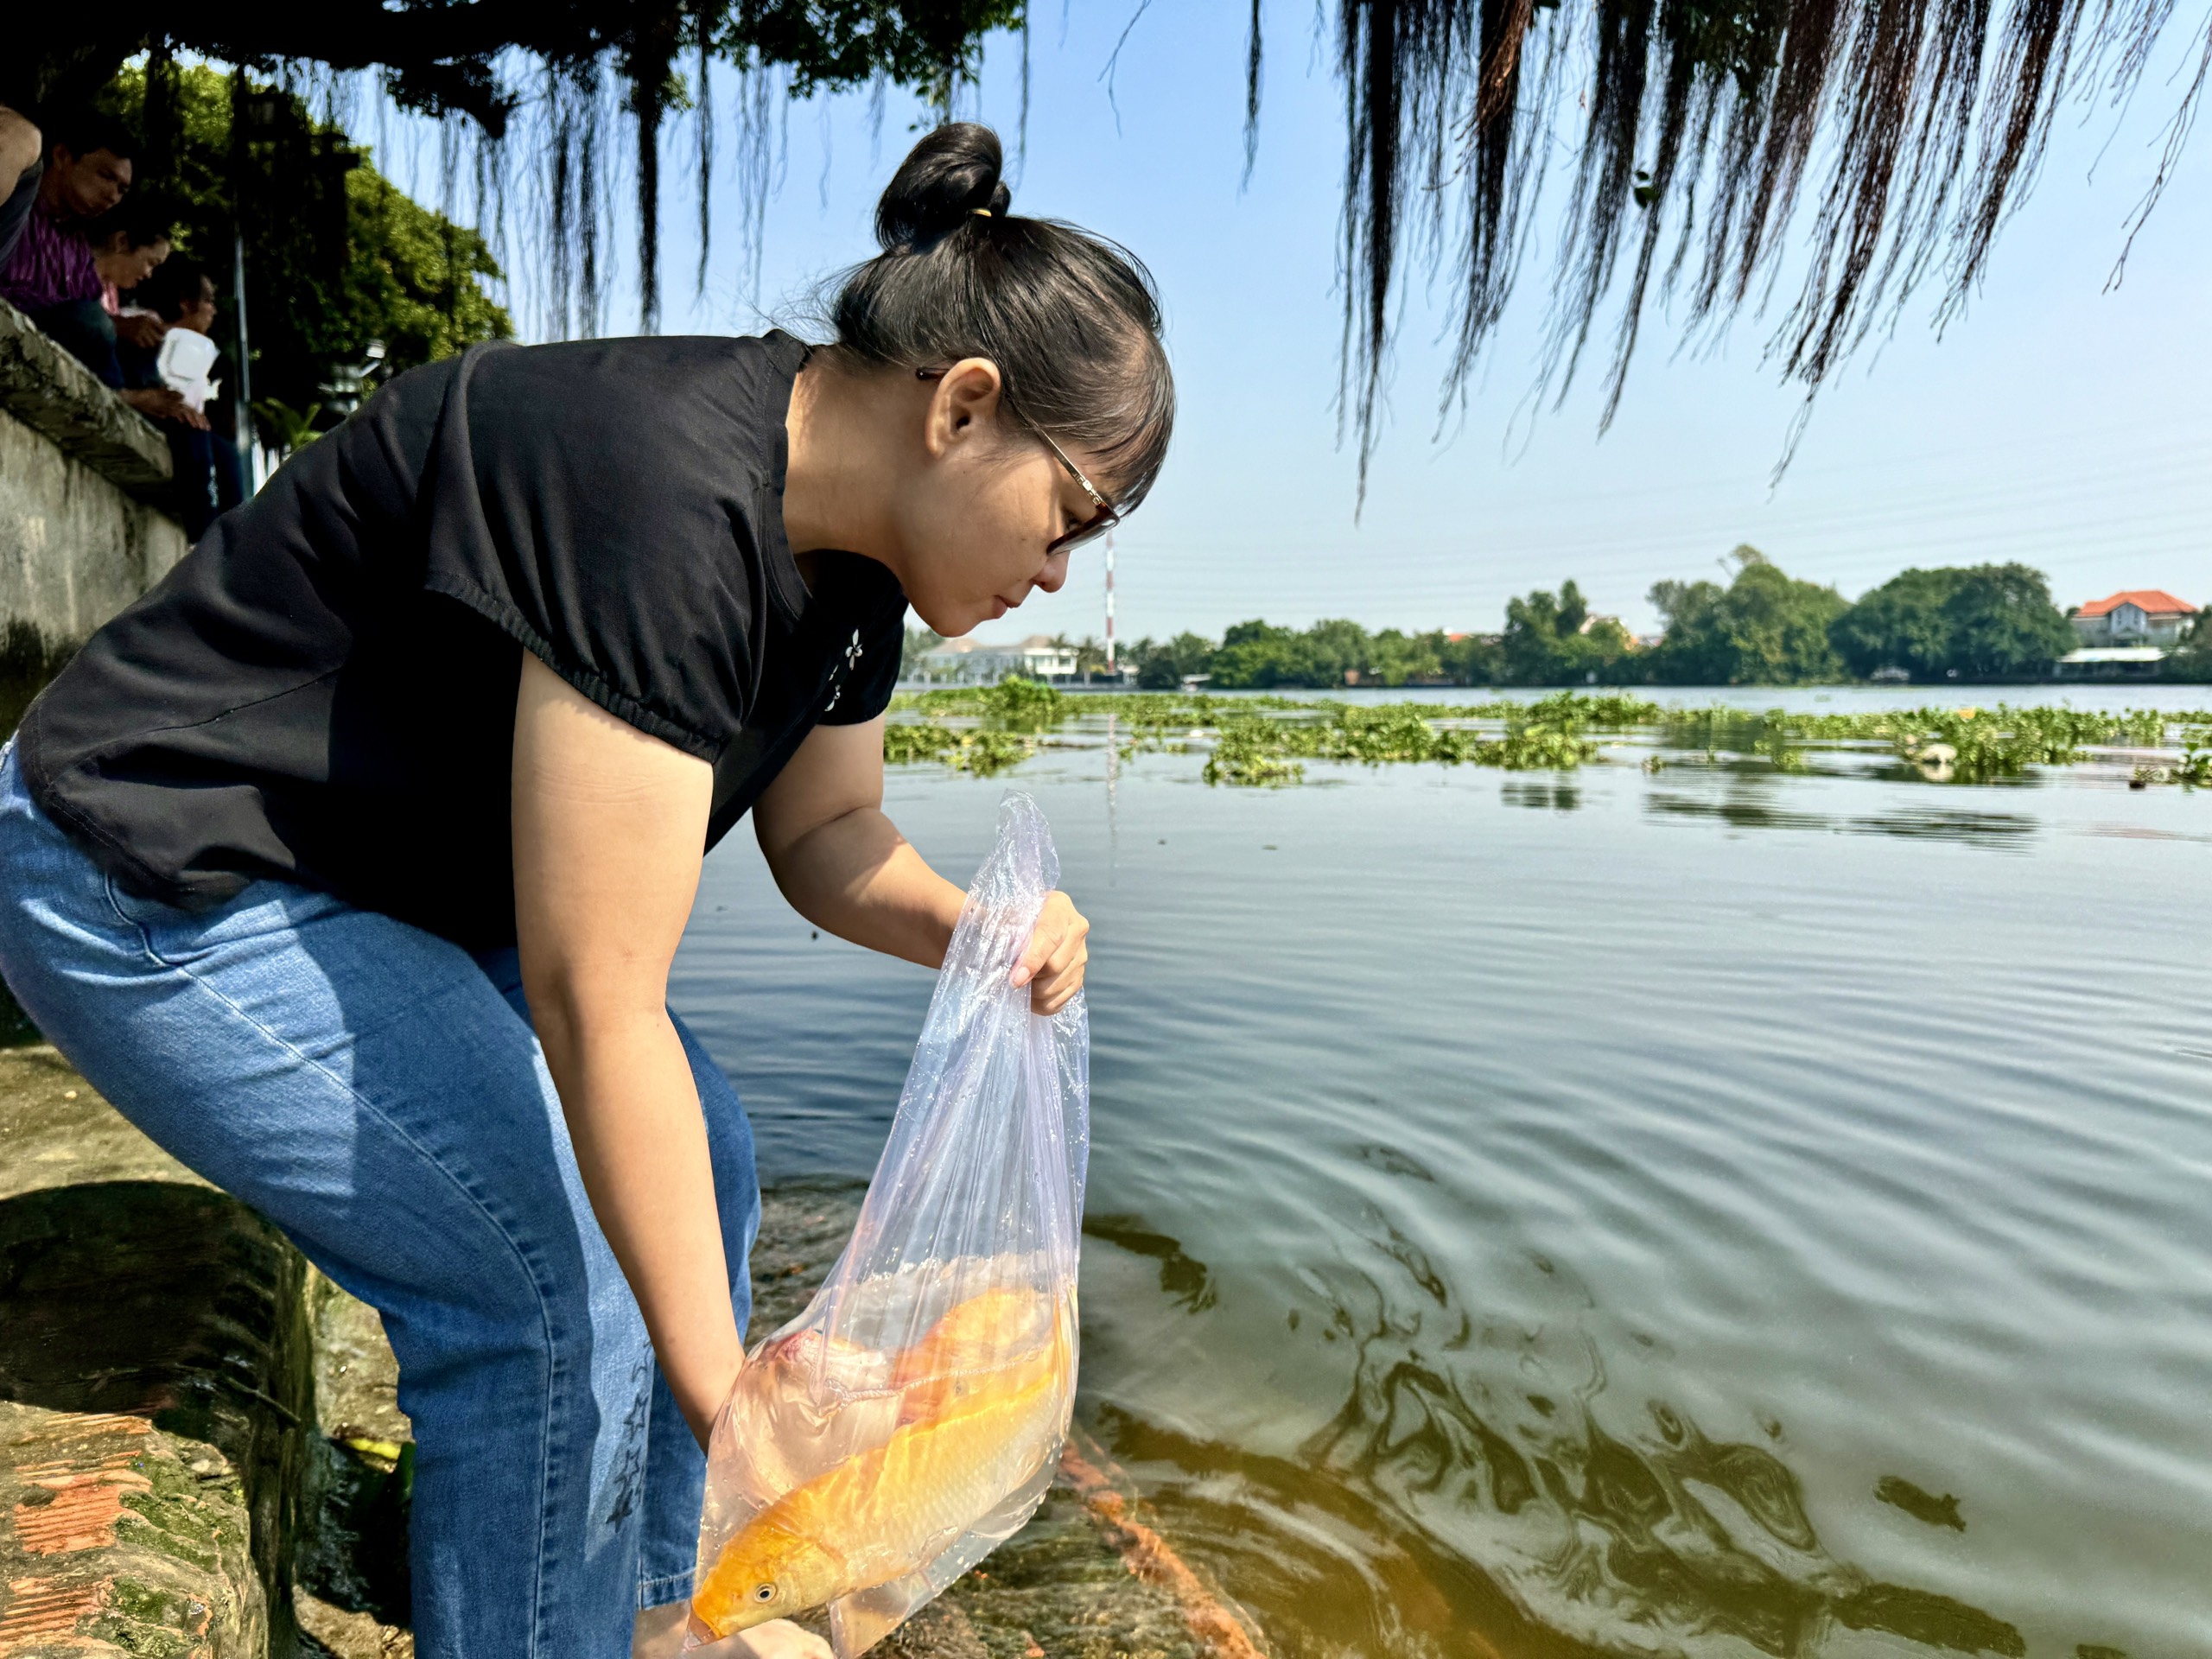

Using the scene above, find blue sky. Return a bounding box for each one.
[370,5,2212,641]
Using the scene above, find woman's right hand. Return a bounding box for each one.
[726,1622,834,1659]
[636,1607,831,1659]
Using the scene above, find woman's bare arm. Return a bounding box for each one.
[511,655,741,1444]
[753,717,1089,1013]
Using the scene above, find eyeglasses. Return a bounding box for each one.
[916,365,1121,554]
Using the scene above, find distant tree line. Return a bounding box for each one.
[1109,550,2191,689]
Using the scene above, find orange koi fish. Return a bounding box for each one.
[889,1287,1056,1421]
[690,1290,1069,1643]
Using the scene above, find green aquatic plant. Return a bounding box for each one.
[1202,722,1305,786]
[880,721,1036,776]
[1198,699,1600,785]
[1656,702,2189,783]
[2133,745,2212,789]
[880,683,2209,789]
[1514,690,1664,730]
[897,677,1069,732]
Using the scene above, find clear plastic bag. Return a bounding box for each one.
[689,792,1089,1656]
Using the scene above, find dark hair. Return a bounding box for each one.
[86,200,171,253]
[827,123,1173,514]
[50,111,137,168]
[139,255,212,321]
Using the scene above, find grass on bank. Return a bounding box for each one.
[885,681,2212,788]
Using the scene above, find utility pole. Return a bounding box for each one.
[232,230,252,486]
[229,68,256,491]
[1103,531,1116,676]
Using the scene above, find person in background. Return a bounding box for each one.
[0,112,196,428]
[149,257,247,517]
[148,257,219,410]
[138,256,233,537]
[90,202,173,351]
[0,106,41,271]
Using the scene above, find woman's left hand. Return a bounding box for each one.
[1012,891,1090,1014]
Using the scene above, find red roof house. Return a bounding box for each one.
[2069,589,2197,645]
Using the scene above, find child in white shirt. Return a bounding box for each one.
[153,266,220,412]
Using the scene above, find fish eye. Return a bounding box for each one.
[752,1584,777,1604]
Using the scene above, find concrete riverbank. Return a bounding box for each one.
[0,298,191,735]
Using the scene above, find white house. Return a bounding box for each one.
[916,633,1080,683]
[2069,589,2196,645]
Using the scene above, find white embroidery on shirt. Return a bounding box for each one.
[825,629,864,713]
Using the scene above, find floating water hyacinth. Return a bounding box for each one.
[881,682,2212,788]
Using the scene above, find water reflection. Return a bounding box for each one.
[1502,782,1582,812]
[1084,1214,1219,1313]
[1644,791,2038,847]
[1352,1143,1438,1183]
[1100,1205,2031,1659]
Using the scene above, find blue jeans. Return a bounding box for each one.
[0,745,758,1657]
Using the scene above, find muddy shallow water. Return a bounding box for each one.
[672,717,2212,1659]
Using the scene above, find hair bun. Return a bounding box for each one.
[875,123,1013,250]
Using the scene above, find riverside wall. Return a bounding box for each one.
[0,298,190,732]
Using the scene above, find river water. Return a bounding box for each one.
[672,692,2212,1659]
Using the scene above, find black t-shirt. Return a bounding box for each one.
[18,330,906,949]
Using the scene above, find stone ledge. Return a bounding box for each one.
[0,299,172,499]
[0,1402,262,1657]
[0,1046,204,1203]
[0,1179,311,1656]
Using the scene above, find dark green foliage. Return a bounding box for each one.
[1827,569,1959,681]
[1831,565,2075,681]
[1128,632,1220,690]
[1943,567,2079,679]
[1192,619,1452,690]
[1498,580,1637,685]
[1202,697,1602,785]
[879,723,1035,774]
[1645,548,1847,684]
[728,1,1025,110]
[2163,612,2212,683]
